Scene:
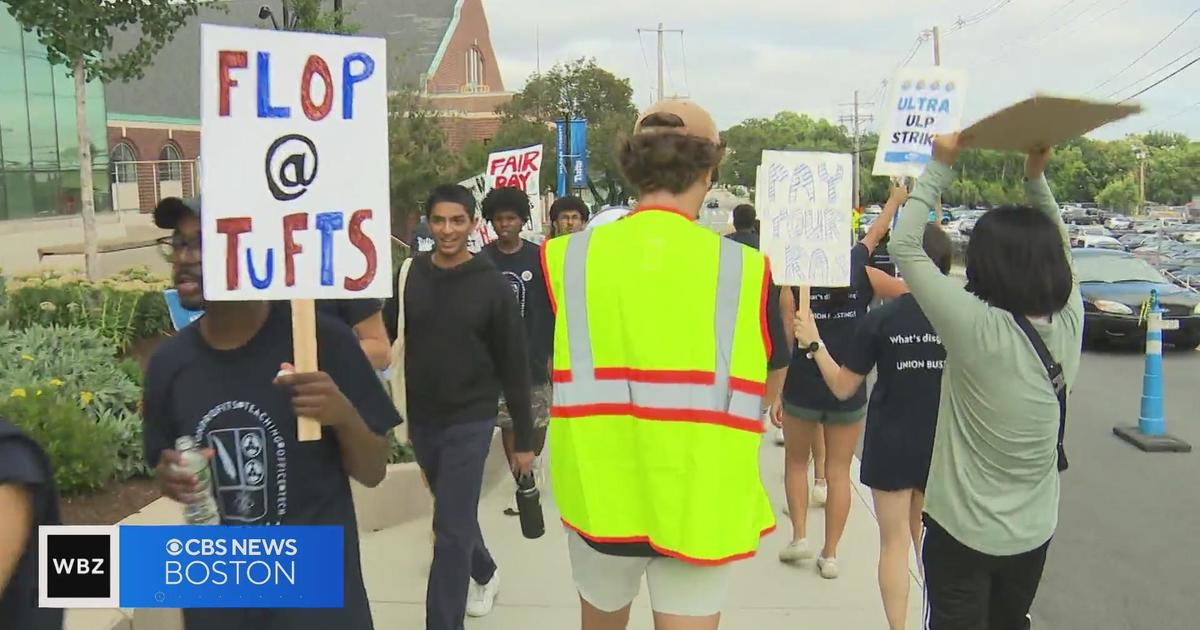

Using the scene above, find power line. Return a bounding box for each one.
[1106,43,1200,98]
[679,32,691,98]
[947,0,1018,33]
[1142,99,1200,130]
[1089,8,1199,94]
[1120,55,1200,102]
[975,0,1117,67]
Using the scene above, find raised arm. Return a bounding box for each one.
[890,134,991,354]
[861,181,908,254]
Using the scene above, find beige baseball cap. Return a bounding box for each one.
[633,99,721,144]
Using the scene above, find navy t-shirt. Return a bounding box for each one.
[142,303,402,630]
[316,299,381,329]
[843,293,945,490]
[0,421,62,630]
[783,243,874,412]
[481,240,554,385]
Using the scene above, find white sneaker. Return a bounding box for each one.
[817,555,839,579]
[778,538,815,563]
[466,571,499,617]
[773,426,785,446]
[811,481,828,507]
[503,489,520,516]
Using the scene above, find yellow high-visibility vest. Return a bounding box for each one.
[542,208,776,565]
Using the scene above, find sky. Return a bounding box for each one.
[484,0,1200,140]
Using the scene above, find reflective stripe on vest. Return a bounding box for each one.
[553,229,763,432]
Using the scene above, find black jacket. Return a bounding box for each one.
[383,253,534,450]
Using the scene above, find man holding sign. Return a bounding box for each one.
[142,197,401,630]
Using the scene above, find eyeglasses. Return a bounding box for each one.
[157,235,202,259]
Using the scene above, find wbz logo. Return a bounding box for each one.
[39,525,120,608]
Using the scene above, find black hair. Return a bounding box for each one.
[922,223,953,275]
[550,195,589,223]
[424,184,477,219]
[732,204,756,231]
[481,186,530,223]
[964,206,1073,315]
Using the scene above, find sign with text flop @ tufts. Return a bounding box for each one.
[200,25,391,301]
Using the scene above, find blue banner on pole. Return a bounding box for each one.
[118,526,344,608]
[556,119,588,196]
[569,119,588,189]
[555,120,568,197]
[163,289,204,331]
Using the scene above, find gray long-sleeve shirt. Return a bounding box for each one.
[891,162,1083,555]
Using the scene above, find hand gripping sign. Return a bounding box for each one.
[201,25,390,440]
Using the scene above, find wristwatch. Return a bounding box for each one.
[805,340,824,359]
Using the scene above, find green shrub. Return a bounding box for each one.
[5,267,171,350]
[1,389,119,495]
[387,429,415,464]
[0,325,149,479]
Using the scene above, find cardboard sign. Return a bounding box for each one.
[163,289,204,331]
[462,144,544,252]
[962,95,1142,152]
[874,67,968,178]
[757,151,854,287]
[199,25,391,301]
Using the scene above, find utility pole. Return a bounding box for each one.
[333,0,343,29]
[839,90,874,209]
[932,25,942,66]
[637,23,683,101]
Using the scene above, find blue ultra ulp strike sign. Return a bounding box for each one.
[119,526,344,608]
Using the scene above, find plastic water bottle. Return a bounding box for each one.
[175,436,220,525]
[515,472,544,539]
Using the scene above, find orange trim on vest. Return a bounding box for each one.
[553,368,766,392]
[551,403,764,434]
[541,243,557,316]
[761,263,773,360]
[729,377,767,396]
[561,517,776,566]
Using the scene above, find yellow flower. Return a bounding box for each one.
[21,354,34,362]
[48,378,64,387]
[80,391,94,406]
[35,390,42,397]
[10,388,27,398]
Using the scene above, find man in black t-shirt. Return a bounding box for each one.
[725,204,760,250]
[142,197,402,630]
[480,187,555,515]
[0,419,63,630]
[315,299,390,370]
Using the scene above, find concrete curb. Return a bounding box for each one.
[66,428,509,630]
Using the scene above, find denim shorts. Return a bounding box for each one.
[783,402,866,425]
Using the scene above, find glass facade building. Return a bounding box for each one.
[0,4,110,221]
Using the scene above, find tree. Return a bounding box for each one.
[388,88,466,232]
[287,0,357,34]
[1096,176,1139,212]
[720,111,852,189]
[490,58,639,206]
[6,0,203,280]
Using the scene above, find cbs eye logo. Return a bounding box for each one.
[166,539,185,556]
[39,526,120,608]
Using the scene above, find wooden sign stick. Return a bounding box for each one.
[292,298,322,442]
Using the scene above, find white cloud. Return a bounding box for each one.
[485,0,1200,139]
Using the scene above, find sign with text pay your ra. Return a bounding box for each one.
[757,151,853,287]
[200,25,391,301]
[873,67,968,178]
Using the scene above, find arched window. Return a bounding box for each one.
[466,46,484,89]
[111,142,137,184]
[157,143,182,181]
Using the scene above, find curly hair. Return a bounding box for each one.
[481,186,531,223]
[617,113,724,195]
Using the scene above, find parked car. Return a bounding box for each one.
[1079,225,1114,238]
[706,198,721,209]
[1079,235,1125,251]
[1106,215,1134,230]
[1074,249,1200,350]
[928,208,955,225]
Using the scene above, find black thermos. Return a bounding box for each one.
[516,472,545,539]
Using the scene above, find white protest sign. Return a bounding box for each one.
[200,25,391,301]
[757,151,853,287]
[873,67,968,178]
[465,144,544,252]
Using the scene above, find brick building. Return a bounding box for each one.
[104,0,512,213]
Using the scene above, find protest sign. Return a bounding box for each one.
[873,67,968,178]
[962,95,1142,152]
[200,25,389,440]
[462,144,544,251]
[757,151,853,288]
[163,289,203,331]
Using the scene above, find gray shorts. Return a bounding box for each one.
[497,382,552,429]
[566,530,732,617]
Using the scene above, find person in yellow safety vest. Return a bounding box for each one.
[541,99,792,630]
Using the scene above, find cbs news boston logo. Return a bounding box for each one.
[39,525,342,608]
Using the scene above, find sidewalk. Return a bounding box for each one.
[359,434,923,628]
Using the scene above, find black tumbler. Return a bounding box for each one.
[516,472,545,539]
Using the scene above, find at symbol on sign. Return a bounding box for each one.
[265,134,319,201]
